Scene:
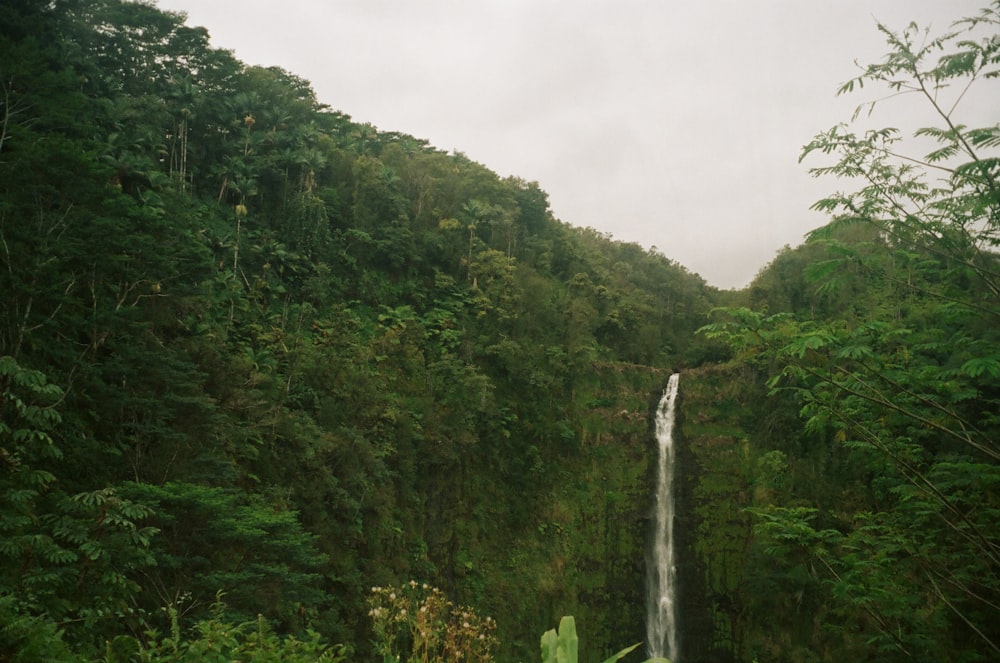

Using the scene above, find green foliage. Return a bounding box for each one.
[0,593,75,663]
[14,0,1000,661]
[0,355,159,654]
[125,593,346,663]
[2,0,713,659]
[119,481,327,630]
[539,616,663,663]
[693,3,1000,661]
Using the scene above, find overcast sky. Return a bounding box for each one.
[153,0,991,289]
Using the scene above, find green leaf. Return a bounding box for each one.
[783,330,834,358]
[959,357,1000,378]
[600,642,643,663]
[835,344,875,360]
[541,616,579,663]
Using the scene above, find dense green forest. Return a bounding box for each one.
[0,1,997,662]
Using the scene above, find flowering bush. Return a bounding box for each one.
[367,581,498,662]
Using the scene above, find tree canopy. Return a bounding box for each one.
[696,3,1000,660]
[0,1,712,660]
[2,1,997,661]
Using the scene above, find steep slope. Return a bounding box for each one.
[0,1,721,659]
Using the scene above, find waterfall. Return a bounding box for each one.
[647,373,680,662]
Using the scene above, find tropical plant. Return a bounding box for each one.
[367,582,499,663]
[701,2,1000,659]
[540,616,667,663]
[2,0,714,658]
[120,592,346,663]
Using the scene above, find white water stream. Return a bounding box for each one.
[647,373,680,662]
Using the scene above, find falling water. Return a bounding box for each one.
[647,373,680,662]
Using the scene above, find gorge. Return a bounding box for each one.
[1,1,997,661]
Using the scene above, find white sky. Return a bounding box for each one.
[153,0,993,289]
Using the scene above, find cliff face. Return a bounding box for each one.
[672,364,766,663]
[639,367,743,663]
[499,363,678,663]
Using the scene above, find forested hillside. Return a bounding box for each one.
[2,1,999,662]
[680,4,1000,661]
[0,1,716,661]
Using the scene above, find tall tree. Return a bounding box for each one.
[704,3,1000,659]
